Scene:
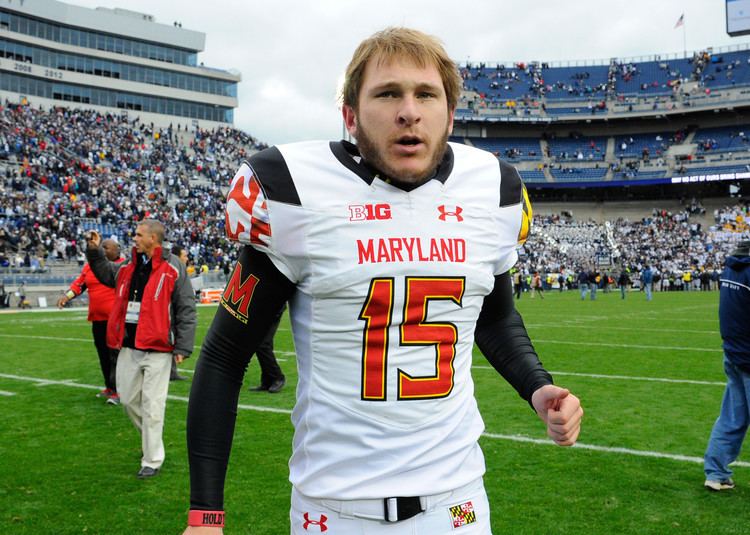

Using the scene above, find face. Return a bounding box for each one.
[177,249,188,265]
[102,241,120,261]
[134,225,156,256]
[343,55,454,184]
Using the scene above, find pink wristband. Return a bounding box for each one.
[188,510,225,527]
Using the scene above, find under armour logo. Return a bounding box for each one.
[303,513,328,532]
[438,205,463,222]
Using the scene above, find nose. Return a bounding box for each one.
[397,95,421,126]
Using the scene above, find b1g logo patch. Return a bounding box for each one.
[449,501,476,529]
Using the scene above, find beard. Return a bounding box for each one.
[355,123,450,185]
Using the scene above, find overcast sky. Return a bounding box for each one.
[69,0,747,145]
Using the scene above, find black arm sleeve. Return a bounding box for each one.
[187,245,295,511]
[474,271,553,406]
[84,246,118,288]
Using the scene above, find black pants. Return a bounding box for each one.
[254,305,285,386]
[92,320,118,391]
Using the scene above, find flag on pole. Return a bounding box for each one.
[674,13,684,29]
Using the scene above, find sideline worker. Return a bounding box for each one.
[58,238,124,405]
[87,220,196,479]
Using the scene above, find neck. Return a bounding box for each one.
[142,245,158,259]
[361,159,434,192]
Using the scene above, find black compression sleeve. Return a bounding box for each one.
[187,245,295,510]
[475,271,553,405]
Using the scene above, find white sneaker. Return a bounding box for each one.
[704,478,735,491]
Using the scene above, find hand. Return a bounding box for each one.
[86,230,101,249]
[57,296,68,309]
[531,384,583,446]
[174,354,186,364]
[182,527,223,535]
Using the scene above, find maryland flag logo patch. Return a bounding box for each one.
[225,162,271,247]
[449,501,476,529]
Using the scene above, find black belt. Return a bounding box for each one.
[383,496,424,522]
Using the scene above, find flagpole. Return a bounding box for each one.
[683,21,687,58]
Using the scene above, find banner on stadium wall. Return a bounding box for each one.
[199,289,222,304]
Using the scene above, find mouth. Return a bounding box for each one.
[394,135,424,153]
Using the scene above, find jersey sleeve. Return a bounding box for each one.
[495,160,532,275]
[225,162,272,250]
[224,147,303,282]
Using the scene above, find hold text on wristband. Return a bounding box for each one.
[188,510,225,528]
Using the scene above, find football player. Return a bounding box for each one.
[183,27,582,535]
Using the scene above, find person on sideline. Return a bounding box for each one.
[17,281,27,308]
[246,302,287,393]
[578,269,589,300]
[531,271,545,299]
[641,265,654,301]
[183,27,582,534]
[169,245,191,382]
[704,240,750,491]
[86,221,196,479]
[617,268,631,300]
[58,238,124,405]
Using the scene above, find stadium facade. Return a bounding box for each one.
[0,0,239,129]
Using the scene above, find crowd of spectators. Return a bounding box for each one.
[0,101,265,272]
[517,201,750,291]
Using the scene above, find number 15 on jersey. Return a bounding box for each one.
[359,276,465,402]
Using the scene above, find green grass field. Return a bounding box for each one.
[0,289,748,534]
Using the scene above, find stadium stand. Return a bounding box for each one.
[550,167,608,181]
[517,201,749,291]
[0,101,264,301]
[466,137,542,160]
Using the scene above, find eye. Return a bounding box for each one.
[377,90,398,98]
[417,91,437,99]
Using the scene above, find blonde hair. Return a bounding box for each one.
[342,27,461,111]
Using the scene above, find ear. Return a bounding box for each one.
[447,106,455,136]
[342,104,358,137]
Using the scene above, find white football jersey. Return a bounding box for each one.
[225,140,528,500]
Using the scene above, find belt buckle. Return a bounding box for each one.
[383,496,423,523]
[384,497,399,522]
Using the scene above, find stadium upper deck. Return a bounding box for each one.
[452,44,750,193]
[0,0,240,129]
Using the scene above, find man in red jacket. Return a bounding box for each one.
[58,239,124,405]
[86,220,196,479]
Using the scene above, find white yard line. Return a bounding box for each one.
[0,333,91,342]
[473,367,725,386]
[0,371,743,468]
[481,432,750,468]
[525,324,718,335]
[532,339,722,353]
[0,390,15,396]
[0,373,292,414]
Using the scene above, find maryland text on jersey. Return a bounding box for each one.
[356,237,466,264]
